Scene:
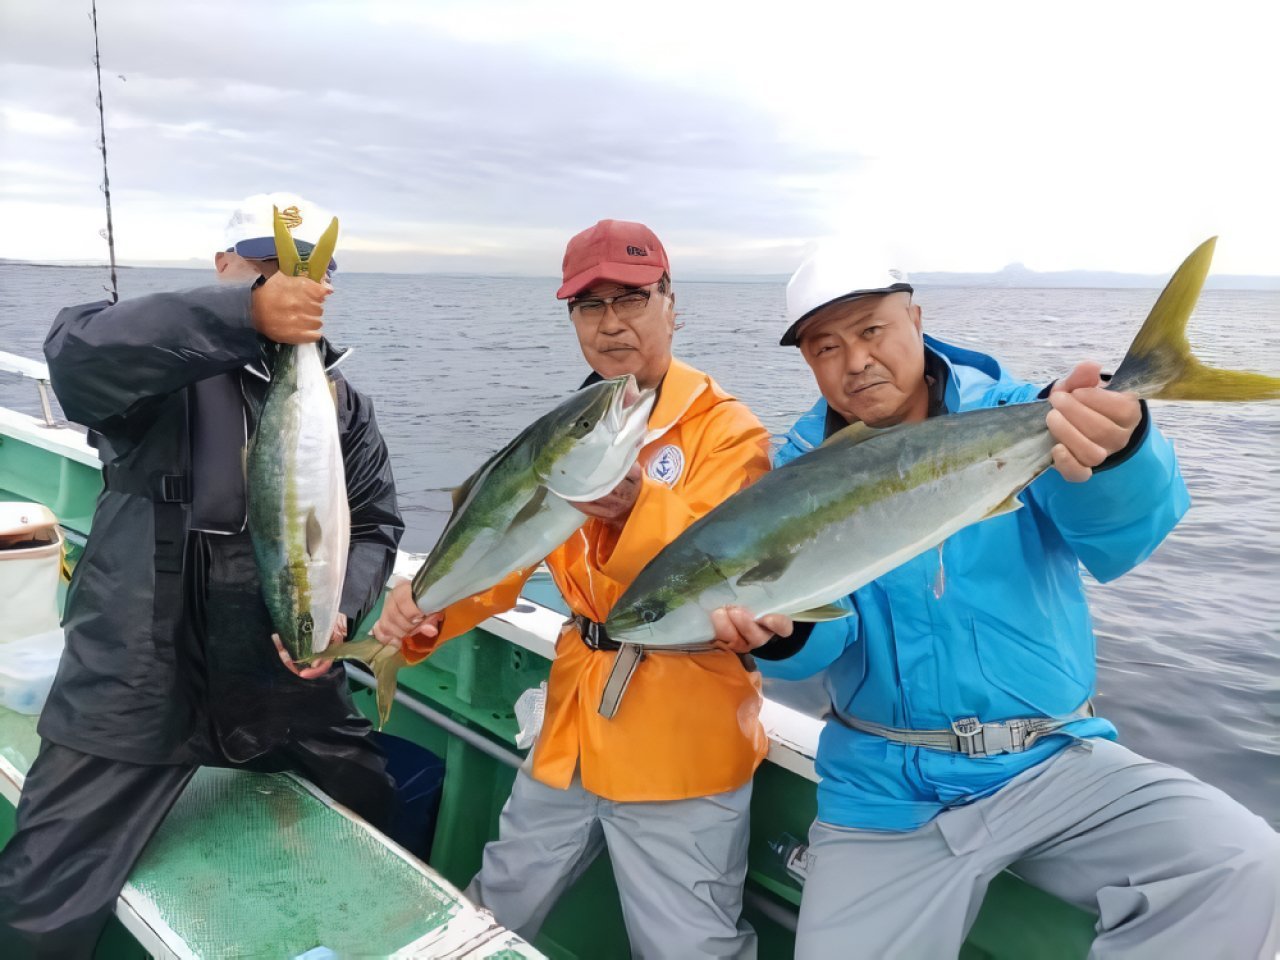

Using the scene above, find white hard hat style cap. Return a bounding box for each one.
[223,192,338,272]
[781,242,912,346]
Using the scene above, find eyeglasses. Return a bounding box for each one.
[568,287,661,321]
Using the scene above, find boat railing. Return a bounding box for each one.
[0,351,57,427]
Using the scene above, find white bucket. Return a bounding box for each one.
[0,502,66,714]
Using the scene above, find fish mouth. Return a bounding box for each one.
[605,375,655,439]
[621,376,642,409]
[544,375,656,503]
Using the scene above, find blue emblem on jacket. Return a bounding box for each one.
[760,335,1190,831]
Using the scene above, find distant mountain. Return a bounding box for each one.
[0,258,134,269]
[0,257,204,270]
[909,262,1280,291]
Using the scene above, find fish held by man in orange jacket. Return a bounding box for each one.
[303,375,655,724]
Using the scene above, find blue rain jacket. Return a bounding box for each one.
[759,335,1189,831]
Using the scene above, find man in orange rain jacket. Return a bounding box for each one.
[373,220,777,958]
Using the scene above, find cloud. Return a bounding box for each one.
[0,0,1276,274]
[0,1,862,270]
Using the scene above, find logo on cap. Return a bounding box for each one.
[279,205,304,230]
[626,245,649,257]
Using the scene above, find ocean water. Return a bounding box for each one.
[1,264,1277,826]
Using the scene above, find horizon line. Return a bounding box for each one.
[4,257,1280,286]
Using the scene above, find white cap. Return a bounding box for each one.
[223,192,338,271]
[780,243,911,346]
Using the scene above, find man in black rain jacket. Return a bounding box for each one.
[0,193,404,958]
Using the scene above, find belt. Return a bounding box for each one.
[570,615,745,721]
[570,615,640,721]
[573,613,622,652]
[571,614,718,655]
[832,700,1095,758]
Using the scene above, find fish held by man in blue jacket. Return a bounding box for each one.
[605,237,1280,648]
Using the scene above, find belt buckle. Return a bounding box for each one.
[950,716,1036,758]
[960,718,1028,758]
[951,716,981,737]
[950,716,984,757]
[980,722,1019,756]
[579,617,602,651]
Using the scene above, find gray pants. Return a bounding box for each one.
[796,739,1280,960]
[466,767,757,959]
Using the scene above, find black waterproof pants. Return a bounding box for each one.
[0,715,395,960]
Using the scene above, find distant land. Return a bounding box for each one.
[910,262,1280,291]
[3,257,1278,290]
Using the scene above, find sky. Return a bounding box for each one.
[1,0,1277,277]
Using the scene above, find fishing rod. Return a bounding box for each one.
[91,0,119,303]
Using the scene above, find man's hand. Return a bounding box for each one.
[372,578,442,650]
[571,462,643,526]
[1047,361,1142,483]
[251,272,331,345]
[274,613,347,680]
[710,605,794,655]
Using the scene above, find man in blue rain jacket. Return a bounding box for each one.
[713,244,1279,959]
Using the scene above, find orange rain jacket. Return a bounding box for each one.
[403,359,772,802]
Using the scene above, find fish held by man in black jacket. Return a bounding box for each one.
[246,209,350,661]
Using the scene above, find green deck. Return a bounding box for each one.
[0,410,1100,958]
[0,706,542,959]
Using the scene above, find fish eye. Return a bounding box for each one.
[639,599,666,624]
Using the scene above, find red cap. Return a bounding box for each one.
[556,219,670,299]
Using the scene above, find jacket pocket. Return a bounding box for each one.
[970,616,1092,717]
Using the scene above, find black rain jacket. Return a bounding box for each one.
[39,280,403,765]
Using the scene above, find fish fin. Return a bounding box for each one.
[296,636,405,729]
[296,635,382,667]
[1111,237,1280,401]
[449,482,470,511]
[272,206,302,276]
[736,554,791,586]
[451,429,532,511]
[791,602,855,622]
[511,486,549,528]
[305,217,339,282]
[305,507,323,559]
[983,493,1023,519]
[820,421,896,449]
[370,645,406,729]
[450,458,491,511]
